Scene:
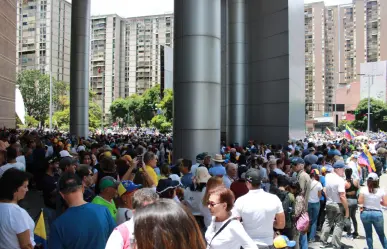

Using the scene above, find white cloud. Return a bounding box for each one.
[304,0,352,6]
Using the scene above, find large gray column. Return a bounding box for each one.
[226,0,248,146]
[70,0,90,137]
[173,0,221,162]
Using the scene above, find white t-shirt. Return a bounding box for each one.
[116,208,133,226]
[105,218,134,249]
[308,179,323,203]
[184,187,206,216]
[205,217,257,249]
[325,172,345,204]
[0,162,25,177]
[361,188,386,211]
[233,189,284,246]
[0,203,36,249]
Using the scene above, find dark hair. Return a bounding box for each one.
[100,157,116,173]
[134,199,206,249]
[182,159,192,171]
[59,172,83,194]
[6,147,17,161]
[132,188,159,210]
[76,164,91,181]
[160,164,171,177]
[143,151,156,165]
[276,159,283,166]
[345,168,352,180]
[0,168,32,200]
[310,170,320,181]
[115,159,129,179]
[79,151,92,165]
[210,186,235,212]
[158,188,176,199]
[367,179,379,194]
[277,175,290,188]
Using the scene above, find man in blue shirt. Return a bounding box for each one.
[49,172,116,249]
[209,154,226,176]
[179,159,193,188]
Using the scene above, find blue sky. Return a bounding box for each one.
[67,0,353,18]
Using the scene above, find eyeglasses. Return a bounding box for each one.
[89,173,94,176]
[207,201,222,208]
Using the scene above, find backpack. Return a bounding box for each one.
[277,190,292,228]
[373,156,383,176]
[294,189,310,232]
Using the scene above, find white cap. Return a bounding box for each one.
[60,150,72,158]
[77,145,86,152]
[367,172,379,181]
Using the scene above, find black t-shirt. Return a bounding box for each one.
[42,173,59,209]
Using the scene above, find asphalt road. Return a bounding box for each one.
[21,174,387,248]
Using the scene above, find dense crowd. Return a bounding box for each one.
[0,129,387,249]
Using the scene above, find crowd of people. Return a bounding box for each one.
[0,128,387,249]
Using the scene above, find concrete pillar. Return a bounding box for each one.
[69,0,91,137]
[227,0,248,146]
[173,0,221,162]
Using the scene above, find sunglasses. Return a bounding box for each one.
[207,201,222,208]
[89,173,94,176]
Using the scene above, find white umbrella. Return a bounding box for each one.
[15,88,25,124]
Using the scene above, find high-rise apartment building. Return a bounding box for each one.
[17,0,71,83]
[305,2,326,119]
[305,0,387,119]
[90,14,174,115]
[90,15,125,114]
[0,0,17,128]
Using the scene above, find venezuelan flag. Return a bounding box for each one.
[344,130,353,140]
[34,210,47,249]
[363,144,376,172]
[346,125,356,138]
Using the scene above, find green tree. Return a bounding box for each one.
[139,85,161,125]
[151,115,172,133]
[159,89,173,122]
[127,94,143,127]
[53,80,70,111]
[17,70,50,124]
[110,98,129,121]
[352,98,387,131]
[338,120,353,131]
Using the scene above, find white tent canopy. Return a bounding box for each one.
[15,88,25,124]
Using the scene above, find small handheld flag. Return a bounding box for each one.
[34,210,47,249]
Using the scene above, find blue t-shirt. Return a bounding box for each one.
[320,175,326,201]
[181,173,193,188]
[49,203,116,249]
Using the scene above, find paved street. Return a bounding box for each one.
[309,173,387,249]
[21,174,387,248]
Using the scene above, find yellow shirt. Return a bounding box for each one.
[140,165,159,186]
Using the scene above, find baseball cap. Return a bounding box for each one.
[58,172,82,194]
[309,147,316,152]
[117,180,142,196]
[245,168,262,185]
[333,161,345,169]
[311,169,320,175]
[291,157,305,166]
[273,235,296,249]
[60,150,72,158]
[367,172,379,181]
[196,152,208,161]
[59,157,77,170]
[99,176,119,191]
[156,179,180,195]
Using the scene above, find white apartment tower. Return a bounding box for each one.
[17,0,71,83]
[90,14,174,115]
[90,15,125,114]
